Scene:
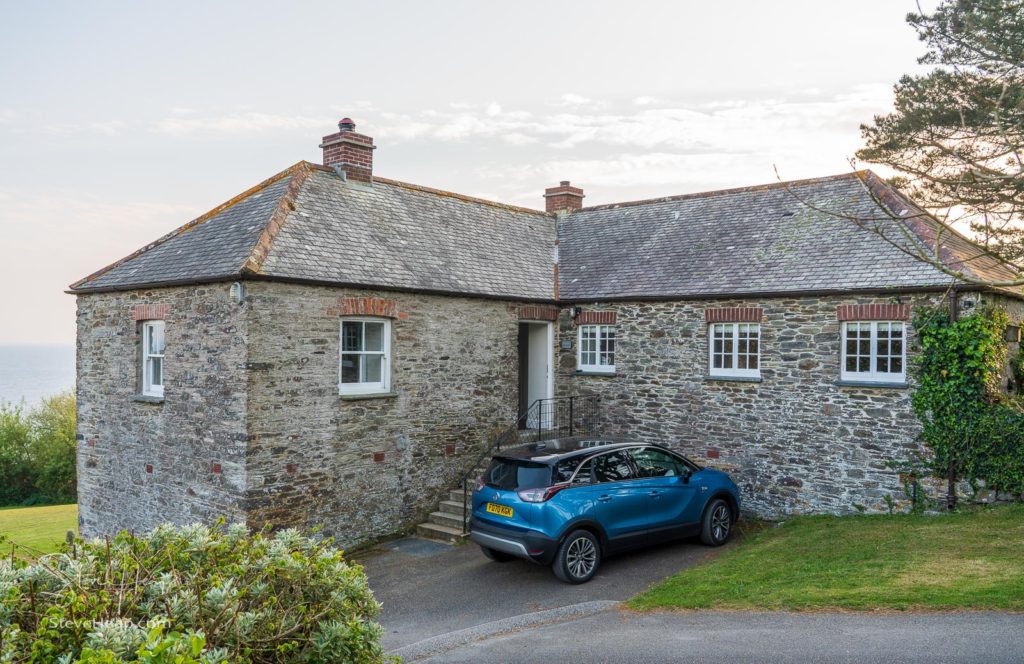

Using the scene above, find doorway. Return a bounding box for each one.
[518,321,554,428]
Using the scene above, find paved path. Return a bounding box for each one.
[355,535,724,651]
[417,609,1024,663]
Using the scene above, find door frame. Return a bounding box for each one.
[518,320,555,423]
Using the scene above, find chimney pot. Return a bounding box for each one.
[560,180,570,186]
[320,117,375,183]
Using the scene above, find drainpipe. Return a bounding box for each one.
[946,288,959,511]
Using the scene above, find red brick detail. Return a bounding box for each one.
[286,463,297,474]
[836,303,911,322]
[211,462,222,474]
[519,306,559,321]
[320,119,375,183]
[576,311,617,325]
[706,449,720,459]
[444,443,456,456]
[373,451,386,463]
[543,181,585,213]
[131,304,170,321]
[145,463,153,474]
[327,297,399,318]
[705,307,763,323]
[87,439,96,448]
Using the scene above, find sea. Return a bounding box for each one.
[0,344,76,407]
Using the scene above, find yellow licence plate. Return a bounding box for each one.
[486,502,514,518]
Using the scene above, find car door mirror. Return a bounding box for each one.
[681,468,692,484]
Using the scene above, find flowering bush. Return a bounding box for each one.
[0,523,391,663]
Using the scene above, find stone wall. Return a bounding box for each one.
[76,285,250,537]
[240,282,523,547]
[556,293,944,518]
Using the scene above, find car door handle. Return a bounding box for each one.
[598,495,612,502]
[649,490,661,497]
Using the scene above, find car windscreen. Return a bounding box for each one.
[483,458,552,491]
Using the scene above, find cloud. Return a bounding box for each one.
[152,112,326,134]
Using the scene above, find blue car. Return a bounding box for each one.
[469,439,740,583]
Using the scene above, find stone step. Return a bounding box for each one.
[428,510,466,529]
[449,489,474,503]
[416,522,467,545]
[438,499,469,516]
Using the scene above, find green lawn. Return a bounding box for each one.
[0,504,78,557]
[630,504,1024,612]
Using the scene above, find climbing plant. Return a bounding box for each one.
[912,304,1024,503]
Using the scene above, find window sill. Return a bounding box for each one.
[835,380,908,389]
[575,370,616,377]
[704,375,762,383]
[132,394,165,404]
[339,391,398,402]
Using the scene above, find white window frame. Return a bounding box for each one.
[708,322,761,379]
[577,324,616,373]
[840,321,907,383]
[141,320,165,398]
[339,317,392,395]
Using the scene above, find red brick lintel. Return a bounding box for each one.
[705,307,763,323]
[836,303,910,322]
[131,304,170,321]
[576,311,617,325]
[519,306,559,321]
[326,297,400,318]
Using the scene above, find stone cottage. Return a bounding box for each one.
[70,119,1022,545]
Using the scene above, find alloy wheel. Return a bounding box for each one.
[566,536,597,579]
[711,503,731,542]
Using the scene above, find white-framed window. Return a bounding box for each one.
[141,320,166,397]
[339,318,391,395]
[578,325,616,373]
[709,323,760,378]
[841,321,906,383]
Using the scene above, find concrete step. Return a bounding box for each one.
[416,522,467,545]
[428,510,466,529]
[438,499,468,516]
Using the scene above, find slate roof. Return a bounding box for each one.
[71,164,1021,301]
[71,162,557,300]
[558,172,1022,300]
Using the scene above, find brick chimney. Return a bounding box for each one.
[544,181,585,213]
[320,118,375,183]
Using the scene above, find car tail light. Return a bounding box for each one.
[517,483,568,503]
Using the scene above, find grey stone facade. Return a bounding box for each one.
[76,281,527,546]
[557,294,942,517]
[76,285,250,537]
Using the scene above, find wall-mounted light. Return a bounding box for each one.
[229,282,246,305]
[571,306,582,318]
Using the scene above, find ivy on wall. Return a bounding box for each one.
[912,305,1024,499]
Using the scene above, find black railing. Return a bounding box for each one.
[459,394,600,534]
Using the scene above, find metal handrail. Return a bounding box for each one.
[458,394,600,534]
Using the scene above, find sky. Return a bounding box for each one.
[0,0,935,345]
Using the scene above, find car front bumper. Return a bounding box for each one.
[469,517,559,565]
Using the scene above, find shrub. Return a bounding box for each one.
[0,391,77,506]
[0,523,391,663]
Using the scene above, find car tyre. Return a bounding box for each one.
[552,529,600,584]
[480,545,515,562]
[700,498,733,546]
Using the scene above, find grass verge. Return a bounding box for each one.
[0,503,78,558]
[629,504,1024,611]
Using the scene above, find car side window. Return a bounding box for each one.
[592,451,636,483]
[554,456,587,483]
[631,447,683,478]
[569,458,594,485]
